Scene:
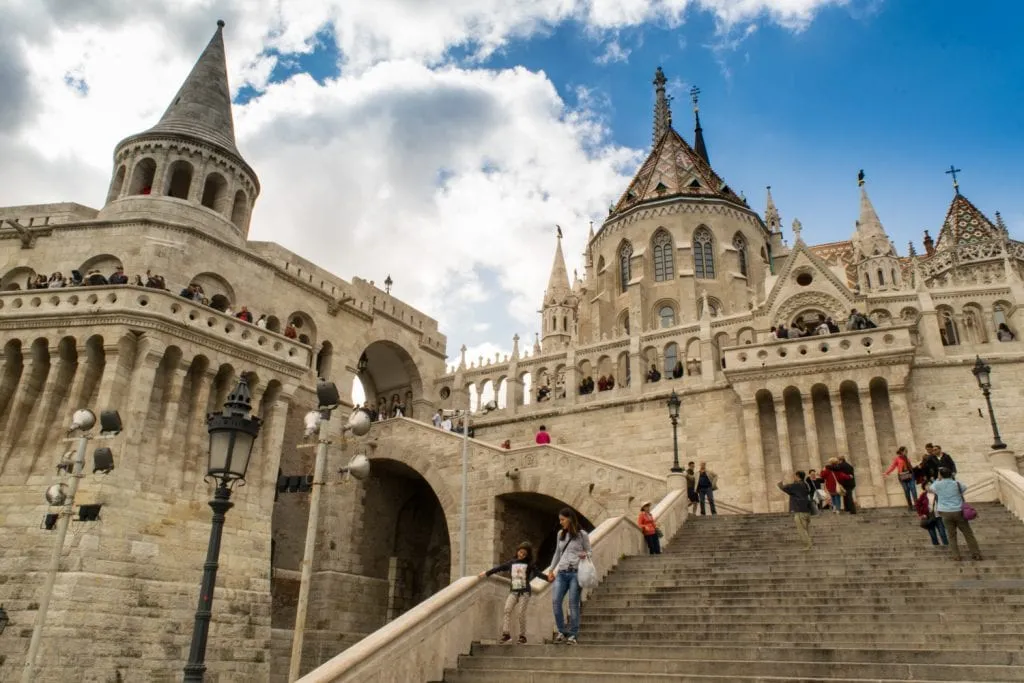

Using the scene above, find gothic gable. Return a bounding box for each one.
[762,239,854,321]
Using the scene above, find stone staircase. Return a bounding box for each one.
[439,503,1024,682]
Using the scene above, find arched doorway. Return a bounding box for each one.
[495,492,595,571]
[357,340,423,420]
[359,459,451,622]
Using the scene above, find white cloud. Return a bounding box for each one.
[0,0,847,358]
[596,39,632,64]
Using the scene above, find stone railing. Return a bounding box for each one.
[297,489,690,683]
[0,285,312,367]
[995,468,1024,523]
[722,325,916,376]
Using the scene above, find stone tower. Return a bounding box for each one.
[98,20,259,245]
[541,229,576,352]
[851,171,901,292]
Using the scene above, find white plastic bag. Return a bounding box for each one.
[577,557,598,589]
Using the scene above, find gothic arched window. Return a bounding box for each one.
[652,230,675,282]
[659,305,676,328]
[619,241,633,293]
[664,342,679,375]
[733,233,748,277]
[693,227,715,279]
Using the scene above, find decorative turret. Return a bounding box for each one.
[541,227,577,352]
[690,85,709,165]
[98,21,259,245]
[851,170,901,292]
[652,67,672,145]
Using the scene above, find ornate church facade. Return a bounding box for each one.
[443,67,1024,515]
[0,23,1021,683]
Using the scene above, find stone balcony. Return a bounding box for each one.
[0,285,312,369]
[722,325,917,378]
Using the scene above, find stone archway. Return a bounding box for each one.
[357,340,425,420]
[495,492,595,571]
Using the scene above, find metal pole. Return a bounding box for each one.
[983,388,1007,450]
[670,416,682,472]
[183,484,234,682]
[21,433,89,683]
[288,411,331,682]
[459,405,470,578]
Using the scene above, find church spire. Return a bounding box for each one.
[145,20,240,156]
[690,85,708,164]
[652,67,672,145]
[855,170,888,242]
[764,185,781,233]
[545,227,571,299]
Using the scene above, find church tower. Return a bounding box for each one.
[541,229,576,352]
[98,21,259,245]
[851,171,901,292]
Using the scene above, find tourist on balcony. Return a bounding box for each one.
[537,385,551,402]
[546,508,592,645]
[597,375,608,391]
[820,461,842,512]
[997,323,1016,341]
[826,317,840,333]
[85,270,108,286]
[108,266,128,285]
[915,487,948,547]
[778,471,814,550]
[535,425,551,445]
[885,446,917,510]
[69,270,83,287]
[479,541,548,644]
[235,306,253,323]
[606,375,615,390]
[638,502,661,554]
[255,314,268,329]
[672,361,684,379]
[432,409,443,428]
[928,468,982,561]
[695,462,718,516]
[814,315,831,335]
[284,323,298,339]
[647,364,661,383]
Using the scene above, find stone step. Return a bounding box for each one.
[470,643,1024,666]
[441,668,1002,683]
[450,654,1024,682]
[565,631,1024,648]
[580,608,1019,623]
[599,566,1024,582]
[591,595,1024,609]
[577,621,1024,636]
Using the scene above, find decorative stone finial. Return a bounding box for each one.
[791,218,803,242]
[511,333,520,359]
[459,344,467,369]
[217,19,225,28]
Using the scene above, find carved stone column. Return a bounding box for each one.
[887,386,917,455]
[858,388,888,506]
[24,352,78,475]
[774,396,793,477]
[257,389,294,507]
[159,360,191,449]
[0,352,45,459]
[801,391,822,472]
[829,390,850,457]
[740,398,768,512]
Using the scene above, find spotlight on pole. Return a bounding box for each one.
[339,454,371,481]
[68,409,96,433]
[303,410,321,439]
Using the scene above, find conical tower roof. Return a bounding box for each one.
[144,20,240,156]
[545,230,571,302]
[934,193,1001,251]
[851,172,895,259]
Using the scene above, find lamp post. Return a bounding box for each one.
[183,377,262,683]
[288,380,371,683]
[22,409,122,683]
[972,356,1006,450]
[667,390,682,473]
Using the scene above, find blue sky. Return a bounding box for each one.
[4,0,1021,367]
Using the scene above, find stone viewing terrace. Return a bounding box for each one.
[722,325,917,377]
[0,285,312,370]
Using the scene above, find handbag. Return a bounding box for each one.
[958,483,978,521]
[919,516,938,529]
[898,470,914,482]
[655,528,664,538]
[577,557,599,589]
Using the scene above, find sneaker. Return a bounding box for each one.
[566,636,578,645]
[518,635,528,645]
[552,633,566,644]
[499,633,511,644]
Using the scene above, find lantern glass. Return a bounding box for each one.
[207,416,258,482]
[667,391,681,420]
[972,356,991,389]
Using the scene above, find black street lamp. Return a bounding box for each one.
[667,390,682,473]
[183,377,262,682]
[972,356,1006,451]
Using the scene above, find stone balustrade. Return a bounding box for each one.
[723,325,916,375]
[297,489,689,683]
[0,285,312,367]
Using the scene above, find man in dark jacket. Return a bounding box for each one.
[779,471,814,550]
[930,444,957,476]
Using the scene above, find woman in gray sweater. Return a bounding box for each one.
[545,508,592,645]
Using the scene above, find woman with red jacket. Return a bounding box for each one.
[638,502,660,554]
[820,461,841,513]
[884,446,917,510]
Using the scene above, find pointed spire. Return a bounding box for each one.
[652,67,672,145]
[145,20,240,156]
[690,85,708,164]
[545,227,571,300]
[511,334,520,360]
[764,185,781,233]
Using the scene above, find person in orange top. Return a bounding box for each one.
[638,502,660,554]
[884,446,917,510]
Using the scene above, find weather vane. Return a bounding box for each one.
[689,85,701,111]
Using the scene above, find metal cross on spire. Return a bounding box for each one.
[690,85,701,111]
[945,164,962,195]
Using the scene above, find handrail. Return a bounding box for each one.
[995,468,1024,524]
[296,488,689,683]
